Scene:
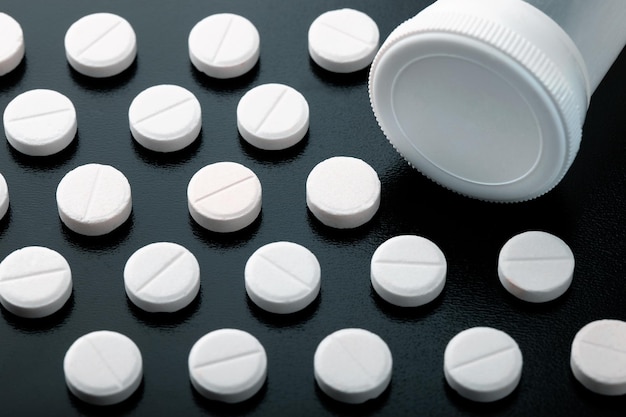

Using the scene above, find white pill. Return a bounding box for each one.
[189,328,267,403]
[187,162,262,233]
[0,246,72,318]
[444,327,523,402]
[245,242,320,314]
[0,173,8,220]
[64,330,143,405]
[56,163,132,236]
[314,328,392,404]
[124,242,200,313]
[188,13,260,79]
[371,235,446,307]
[308,9,379,73]
[3,89,77,157]
[237,83,309,151]
[0,13,25,76]
[129,84,202,153]
[306,156,380,229]
[570,319,626,396]
[498,231,575,303]
[64,13,137,78]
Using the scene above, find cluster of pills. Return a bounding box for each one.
[0,6,624,410]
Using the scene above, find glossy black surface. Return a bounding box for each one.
[1,1,625,416]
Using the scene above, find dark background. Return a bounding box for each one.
[0,1,625,416]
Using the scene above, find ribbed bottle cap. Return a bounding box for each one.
[369,0,590,201]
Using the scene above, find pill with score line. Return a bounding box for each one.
[308,8,379,73]
[187,162,262,233]
[444,327,523,402]
[64,12,137,78]
[124,242,200,313]
[498,231,574,303]
[64,330,143,406]
[570,319,626,396]
[56,163,132,236]
[0,173,8,220]
[129,84,202,153]
[188,13,260,79]
[0,246,72,318]
[371,235,446,307]
[245,241,321,314]
[314,328,393,404]
[188,328,267,403]
[3,89,77,157]
[0,13,25,76]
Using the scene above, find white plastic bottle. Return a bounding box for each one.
[369,0,626,202]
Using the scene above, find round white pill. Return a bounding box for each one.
[306,156,380,229]
[314,328,392,404]
[187,162,262,233]
[245,242,321,314]
[124,242,200,313]
[3,89,77,157]
[0,246,72,318]
[237,83,309,151]
[498,231,575,303]
[64,330,143,406]
[571,319,626,396]
[308,9,379,73]
[0,13,25,76]
[444,327,523,402]
[371,235,446,307]
[0,173,8,221]
[129,84,202,153]
[64,13,137,78]
[189,329,267,403]
[56,163,132,236]
[188,13,260,79]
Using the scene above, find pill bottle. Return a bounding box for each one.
[369,0,626,202]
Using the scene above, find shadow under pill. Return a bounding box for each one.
[314,381,391,416]
[189,62,260,95]
[0,208,10,236]
[246,293,321,328]
[443,377,519,413]
[132,131,203,168]
[190,379,266,416]
[61,214,134,253]
[126,291,201,329]
[68,59,137,92]
[7,132,79,172]
[189,214,262,250]
[238,132,309,166]
[309,59,369,88]
[371,287,444,323]
[307,210,378,246]
[0,57,27,92]
[1,293,74,334]
[67,378,144,417]
[570,373,626,410]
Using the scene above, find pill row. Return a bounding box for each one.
[0,9,380,79]
[63,320,626,407]
[0,230,576,319]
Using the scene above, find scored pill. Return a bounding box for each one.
[0,13,25,76]
[0,246,72,318]
[314,328,393,404]
[129,84,202,153]
[444,327,523,402]
[570,319,626,396]
[64,330,143,406]
[64,13,137,78]
[498,231,575,303]
[245,241,321,314]
[308,8,380,73]
[371,235,447,307]
[188,328,267,403]
[188,13,260,79]
[187,162,262,233]
[124,242,200,313]
[3,89,77,157]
